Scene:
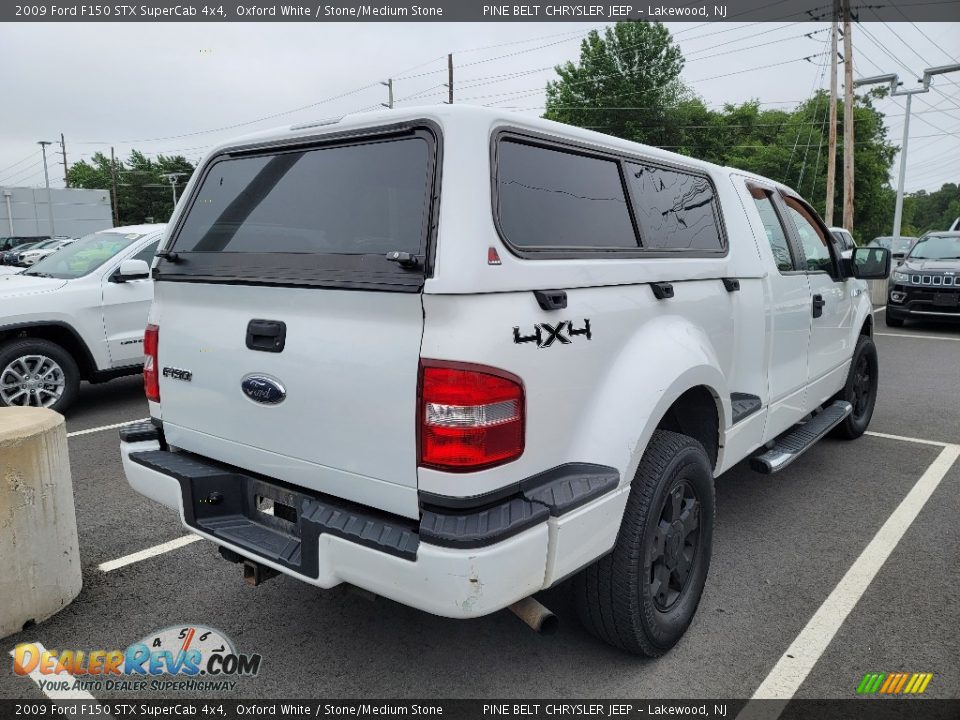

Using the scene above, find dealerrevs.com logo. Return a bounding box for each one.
[13,625,261,693]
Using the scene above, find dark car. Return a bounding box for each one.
[886,231,960,327]
[868,235,915,262]
[0,235,49,253]
[0,241,46,265]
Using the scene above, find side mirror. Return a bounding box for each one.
[850,247,891,279]
[113,259,151,283]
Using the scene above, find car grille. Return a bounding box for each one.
[910,274,960,286]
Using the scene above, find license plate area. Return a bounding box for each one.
[933,292,959,307]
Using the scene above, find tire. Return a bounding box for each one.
[574,429,715,656]
[0,338,81,414]
[884,309,904,327]
[831,334,879,440]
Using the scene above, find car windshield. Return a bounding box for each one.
[9,242,41,252]
[30,239,62,250]
[22,231,145,279]
[907,234,960,260]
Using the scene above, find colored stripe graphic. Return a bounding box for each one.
[857,672,933,695]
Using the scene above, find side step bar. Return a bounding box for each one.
[750,401,853,474]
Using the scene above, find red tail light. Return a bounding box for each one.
[419,360,524,472]
[144,323,160,402]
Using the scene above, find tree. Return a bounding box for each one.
[68,151,195,225]
[544,21,688,145]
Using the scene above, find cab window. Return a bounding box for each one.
[749,186,795,273]
[783,197,833,273]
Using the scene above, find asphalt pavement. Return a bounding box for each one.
[1,312,957,702]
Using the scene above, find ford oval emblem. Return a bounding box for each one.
[241,374,286,405]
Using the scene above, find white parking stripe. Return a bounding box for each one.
[67,418,148,438]
[8,642,98,701]
[747,443,960,704]
[872,305,886,313]
[876,332,960,342]
[866,430,953,448]
[98,535,201,572]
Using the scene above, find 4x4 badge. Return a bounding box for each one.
[513,319,592,348]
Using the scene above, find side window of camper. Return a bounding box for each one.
[624,163,724,251]
[495,139,638,250]
[749,186,796,273]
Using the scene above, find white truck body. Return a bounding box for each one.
[120,106,886,654]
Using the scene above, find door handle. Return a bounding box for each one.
[246,319,286,353]
[812,294,826,318]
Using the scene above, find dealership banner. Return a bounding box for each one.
[2,700,960,719]
[3,0,959,22]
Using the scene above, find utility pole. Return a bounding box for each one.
[447,53,454,104]
[162,172,187,207]
[60,133,70,188]
[854,64,960,238]
[824,2,839,226]
[37,140,56,237]
[381,79,393,109]
[841,0,855,230]
[109,146,119,227]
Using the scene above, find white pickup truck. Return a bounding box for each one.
[0,225,163,412]
[120,106,890,656]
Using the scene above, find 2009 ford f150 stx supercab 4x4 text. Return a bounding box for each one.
[120,106,890,656]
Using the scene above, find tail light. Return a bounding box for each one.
[419,360,524,472]
[144,323,160,402]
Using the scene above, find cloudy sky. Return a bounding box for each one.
[0,20,957,198]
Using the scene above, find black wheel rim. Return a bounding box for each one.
[851,354,874,418]
[648,480,701,611]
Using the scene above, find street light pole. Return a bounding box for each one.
[37,141,56,237]
[853,63,960,238]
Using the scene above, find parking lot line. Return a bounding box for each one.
[67,418,148,439]
[98,534,201,573]
[865,430,954,448]
[875,332,960,342]
[872,305,886,313]
[748,442,960,702]
[7,642,98,701]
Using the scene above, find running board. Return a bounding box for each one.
[750,401,853,474]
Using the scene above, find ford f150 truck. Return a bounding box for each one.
[120,106,890,656]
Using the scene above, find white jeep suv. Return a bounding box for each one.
[119,107,890,655]
[0,224,163,412]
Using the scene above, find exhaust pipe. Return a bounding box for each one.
[509,596,559,635]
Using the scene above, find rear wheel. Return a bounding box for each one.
[0,338,80,414]
[831,334,878,440]
[574,429,715,656]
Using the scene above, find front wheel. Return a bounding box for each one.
[0,338,81,413]
[831,334,879,440]
[574,429,715,656]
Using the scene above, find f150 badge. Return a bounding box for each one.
[513,319,592,348]
[241,374,286,405]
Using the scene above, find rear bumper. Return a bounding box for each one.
[119,425,627,619]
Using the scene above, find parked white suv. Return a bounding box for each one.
[0,224,163,412]
[119,107,890,656]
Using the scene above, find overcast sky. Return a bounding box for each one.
[1,21,957,199]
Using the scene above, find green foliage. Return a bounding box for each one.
[900,183,960,235]
[545,21,688,145]
[67,151,195,226]
[542,22,905,241]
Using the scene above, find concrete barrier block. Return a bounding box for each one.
[0,407,82,640]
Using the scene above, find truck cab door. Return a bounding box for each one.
[745,184,813,441]
[780,195,855,410]
[101,238,159,368]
